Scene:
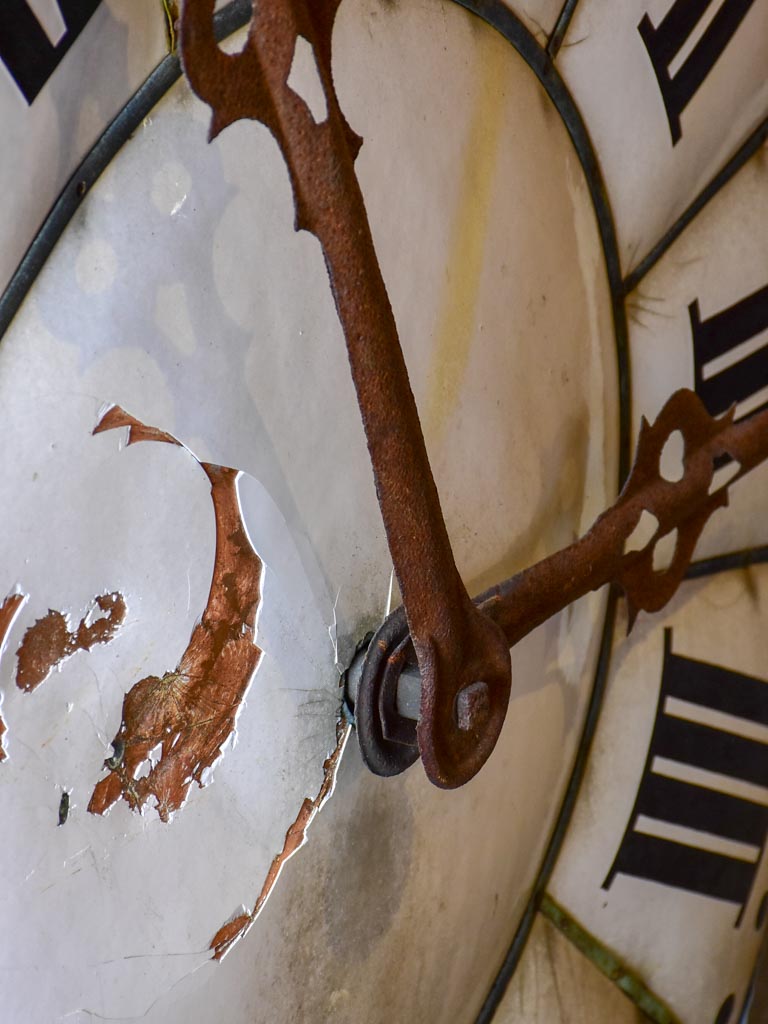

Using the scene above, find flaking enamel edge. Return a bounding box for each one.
[209,718,351,960]
[0,590,27,760]
[87,404,265,823]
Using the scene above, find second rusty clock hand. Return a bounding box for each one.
[357,390,768,786]
[180,0,513,789]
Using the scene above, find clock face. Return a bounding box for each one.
[0,2,765,1024]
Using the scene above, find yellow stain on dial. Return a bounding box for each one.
[425,37,506,443]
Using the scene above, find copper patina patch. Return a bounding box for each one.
[15,592,126,693]
[88,406,264,822]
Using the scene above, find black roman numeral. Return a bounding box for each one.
[604,630,768,925]
[639,0,757,144]
[690,282,768,422]
[0,0,102,105]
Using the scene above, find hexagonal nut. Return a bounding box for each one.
[455,681,491,732]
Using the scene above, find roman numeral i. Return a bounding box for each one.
[639,0,757,144]
[605,630,768,925]
[691,283,768,424]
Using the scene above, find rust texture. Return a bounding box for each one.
[478,390,768,641]
[0,592,26,761]
[208,720,351,960]
[358,391,768,782]
[88,406,264,822]
[15,593,125,693]
[179,0,511,791]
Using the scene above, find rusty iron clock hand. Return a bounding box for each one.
[356,390,768,785]
[179,0,512,789]
[179,1,768,791]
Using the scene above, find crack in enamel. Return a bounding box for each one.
[0,592,26,760]
[15,592,126,693]
[87,405,264,822]
[209,719,351,960]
